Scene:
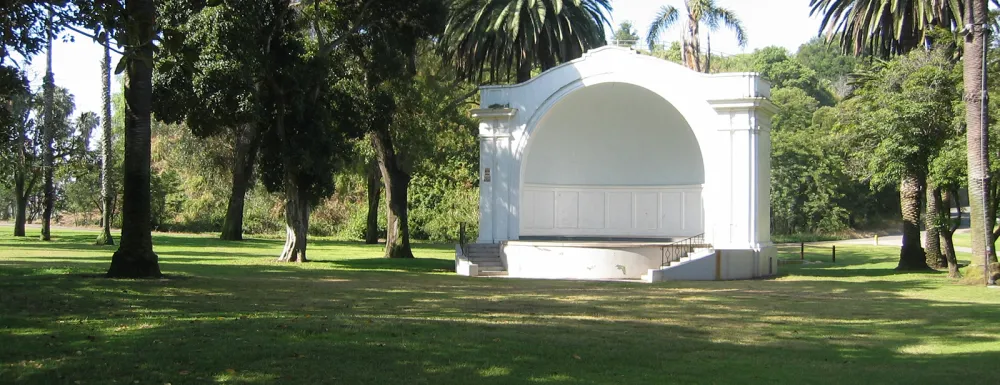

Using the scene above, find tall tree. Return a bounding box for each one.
[843,49,958,270]
[809,0,962,57]
[96,36,114,245]
[808,0,972,271]
[105,0,162,278]
[7,76,36,237]
[442,0,612,83]
[612,20,639,46]
[963,0,998,282]
[646,0,747,73]
[39,5,54,241]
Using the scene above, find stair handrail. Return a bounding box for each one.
[661,233,707,267]
[459,222,468,256]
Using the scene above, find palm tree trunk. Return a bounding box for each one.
[97,37,115,246]
[371,130,413,259]
[705,31,711,73]
[516,55,532,83]
[684,14,701,72]
[220,123,260,241]
[897,172,930,270]
[925,185,944,268]
[964,0,998,273]
[40,7,55,242]
[106,0,162,278]
[365,159,381,244]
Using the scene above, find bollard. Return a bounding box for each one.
[800,242,804,260]
[832,245,836,263]
[874,234,879,246]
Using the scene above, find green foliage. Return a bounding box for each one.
[809,0,962,57]
[841,49,959,188]
[612,21,640,44]
[719,46,835,106]
[443,0,612,82]
[770,87,819,132]
[795,37,859,82]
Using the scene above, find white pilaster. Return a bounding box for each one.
[709,98,776,250]
[471,108,518,244]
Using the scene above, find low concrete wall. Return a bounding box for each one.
[651,246,779,282]
[454,244,479,277]
[503,243,662,279]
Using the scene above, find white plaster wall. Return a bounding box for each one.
[523,82,704,186]
[503,244,663,279]
[521,185,703,237]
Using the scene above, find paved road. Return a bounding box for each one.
[816,229,973,254]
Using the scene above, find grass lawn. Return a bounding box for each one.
[1,226,999,384]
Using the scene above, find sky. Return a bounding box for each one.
[24,0,824,117]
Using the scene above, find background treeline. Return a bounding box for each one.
[4,25,996,248]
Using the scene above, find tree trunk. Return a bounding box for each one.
[13,173,27,237]
[964,0,997,271]
[897,172,930,270]
[941,189,961,278]
[516,54,532,83]
[925,185,944,268]
[276,171,309,262]
[704,32,711,73]
[365,159,381,244]
[220,123,260,241]
[371,131,413,259]
[684,15,701,72]
[96,37,115,246]
[40,7,54,242]
[106,0,162,278]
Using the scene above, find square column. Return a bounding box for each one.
[471,108,518,244]
[708,98,776,250]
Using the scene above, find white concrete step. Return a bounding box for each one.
[479,265,505,272]
[473,261,504,268]
[465,251,500,258]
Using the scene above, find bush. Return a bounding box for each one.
[243,188,284,235]
[309,197,352,237]
[339,199,386,240]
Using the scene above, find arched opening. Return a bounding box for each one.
[520,82,705,239]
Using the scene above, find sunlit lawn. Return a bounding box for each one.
[1,225,999,384]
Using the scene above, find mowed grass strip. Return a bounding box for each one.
[0,226,998,384]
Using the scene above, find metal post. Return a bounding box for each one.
[800,242,804,260]
[832,245,836,263]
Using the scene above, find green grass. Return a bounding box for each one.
[1,226,999,384]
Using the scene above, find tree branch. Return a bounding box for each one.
[318,0,373,57]
[61,24,125,55]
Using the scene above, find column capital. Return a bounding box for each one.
[471,107,518,121]
[707,97,778,117]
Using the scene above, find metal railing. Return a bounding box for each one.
[660,233,708,267]
[458,222,468,256]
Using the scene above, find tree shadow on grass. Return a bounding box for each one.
[312,258,454,274]
[1,259,999,385]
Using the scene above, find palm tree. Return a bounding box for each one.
[808,0,975,271]
[645,0,747,73]
[40,4,54,241]
[809,0,962,57]
[95,35,114,246]
[443,0,612,83]
[105,0,161,278]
